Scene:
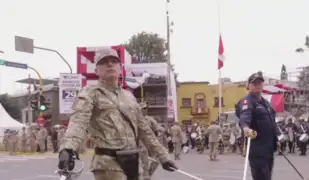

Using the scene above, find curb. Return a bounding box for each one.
[0,151,93,156]
[80,152,93,157]
[0,152,54,156]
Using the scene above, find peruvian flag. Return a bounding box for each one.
[218,34,224,69]
[262,94,284,112]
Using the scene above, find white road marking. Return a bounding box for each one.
[0,155,56,163]
[11,175,40,180]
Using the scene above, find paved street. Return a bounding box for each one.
[1,151,309,180]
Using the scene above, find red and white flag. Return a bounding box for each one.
[218,34,224,69]
[262,94,284,112]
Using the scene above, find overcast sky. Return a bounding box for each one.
[1,0,309,94]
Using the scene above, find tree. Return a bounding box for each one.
[297,66,309,89]
[123,32,168,63]
[305,36,309,49]
[0,94,21,121]
[280,64,288,80]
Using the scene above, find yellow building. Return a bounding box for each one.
[177,82,247,125]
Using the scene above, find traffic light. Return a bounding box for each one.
[39,104,47,111]
[30,99,38,109]
[0,59,5,65]
[39,95,49,112]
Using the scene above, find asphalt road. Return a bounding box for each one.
[0,150,309,180]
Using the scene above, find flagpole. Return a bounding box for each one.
[217,0,223,123]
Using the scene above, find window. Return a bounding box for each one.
[182,120,192,125]
[181,98,191,107]
[196,99,205,109]
[213,96,224,107]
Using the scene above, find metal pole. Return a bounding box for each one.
[166,0,172,127]
[217,1,223,124]
[34,46,73,73]
[0,51,4,93]
[27,74,33,124]
[141,84,144,103]
[28,66,44,117]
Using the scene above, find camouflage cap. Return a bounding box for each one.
[94,48,120,65]
[140,102,148,109]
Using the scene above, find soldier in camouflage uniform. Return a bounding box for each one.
[3,129,9,152]
[57,126,65,148]
[139,102,166,179]
[20,127,27,153]
[148,119,165,177]
[9,130,18,156]
[27,128,36,153]
[206,121,222,161]
[170,122,183,160]
[58,48,176,180]
[37,126,48,153]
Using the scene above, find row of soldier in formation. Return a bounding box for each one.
[174,115,309,159]
[177,122,243,156]
[165,121,235,161]
[2,124,65,155]
[276,116,309,156]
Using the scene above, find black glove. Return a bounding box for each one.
[162,161,177,172]
[154,131,159,136]
[58,149,79,171]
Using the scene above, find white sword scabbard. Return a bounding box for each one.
[243,137,251,180]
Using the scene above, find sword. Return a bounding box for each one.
[148,157,204,180]
[242,137,251,180]
[281,153,306,180]
[242,131,257,180]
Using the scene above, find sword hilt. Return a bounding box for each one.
[249,131,257,139]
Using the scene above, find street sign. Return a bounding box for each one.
[0,59,5,65]
[5,60,28,69]
[15,36,34,53]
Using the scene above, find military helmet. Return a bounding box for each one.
[140,102,148,109]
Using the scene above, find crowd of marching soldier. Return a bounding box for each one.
[163,114,309,161]
[2,124,66,155]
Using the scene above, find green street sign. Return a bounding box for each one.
[0,59,5,65]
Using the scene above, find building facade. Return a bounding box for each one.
[132,76,169,125]
[177,82,246,125]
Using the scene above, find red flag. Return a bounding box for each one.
[218,34,224,69]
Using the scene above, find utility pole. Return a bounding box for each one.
[165,0,174,127]
[0,51,3,93]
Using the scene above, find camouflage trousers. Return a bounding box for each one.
[9,142,17,155]
[38,140,45,153]
[148,157,160,176]
[173,142,181,160]
[93,170,144,180]
[93,170,128,180]
[209,142,218,158]
[196,138,205,153]
[20,140,27,152]
[140,148,150,180]
[3,143,8,151]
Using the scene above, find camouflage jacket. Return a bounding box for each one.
[146,116,164,135]
[59,82,170,171]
